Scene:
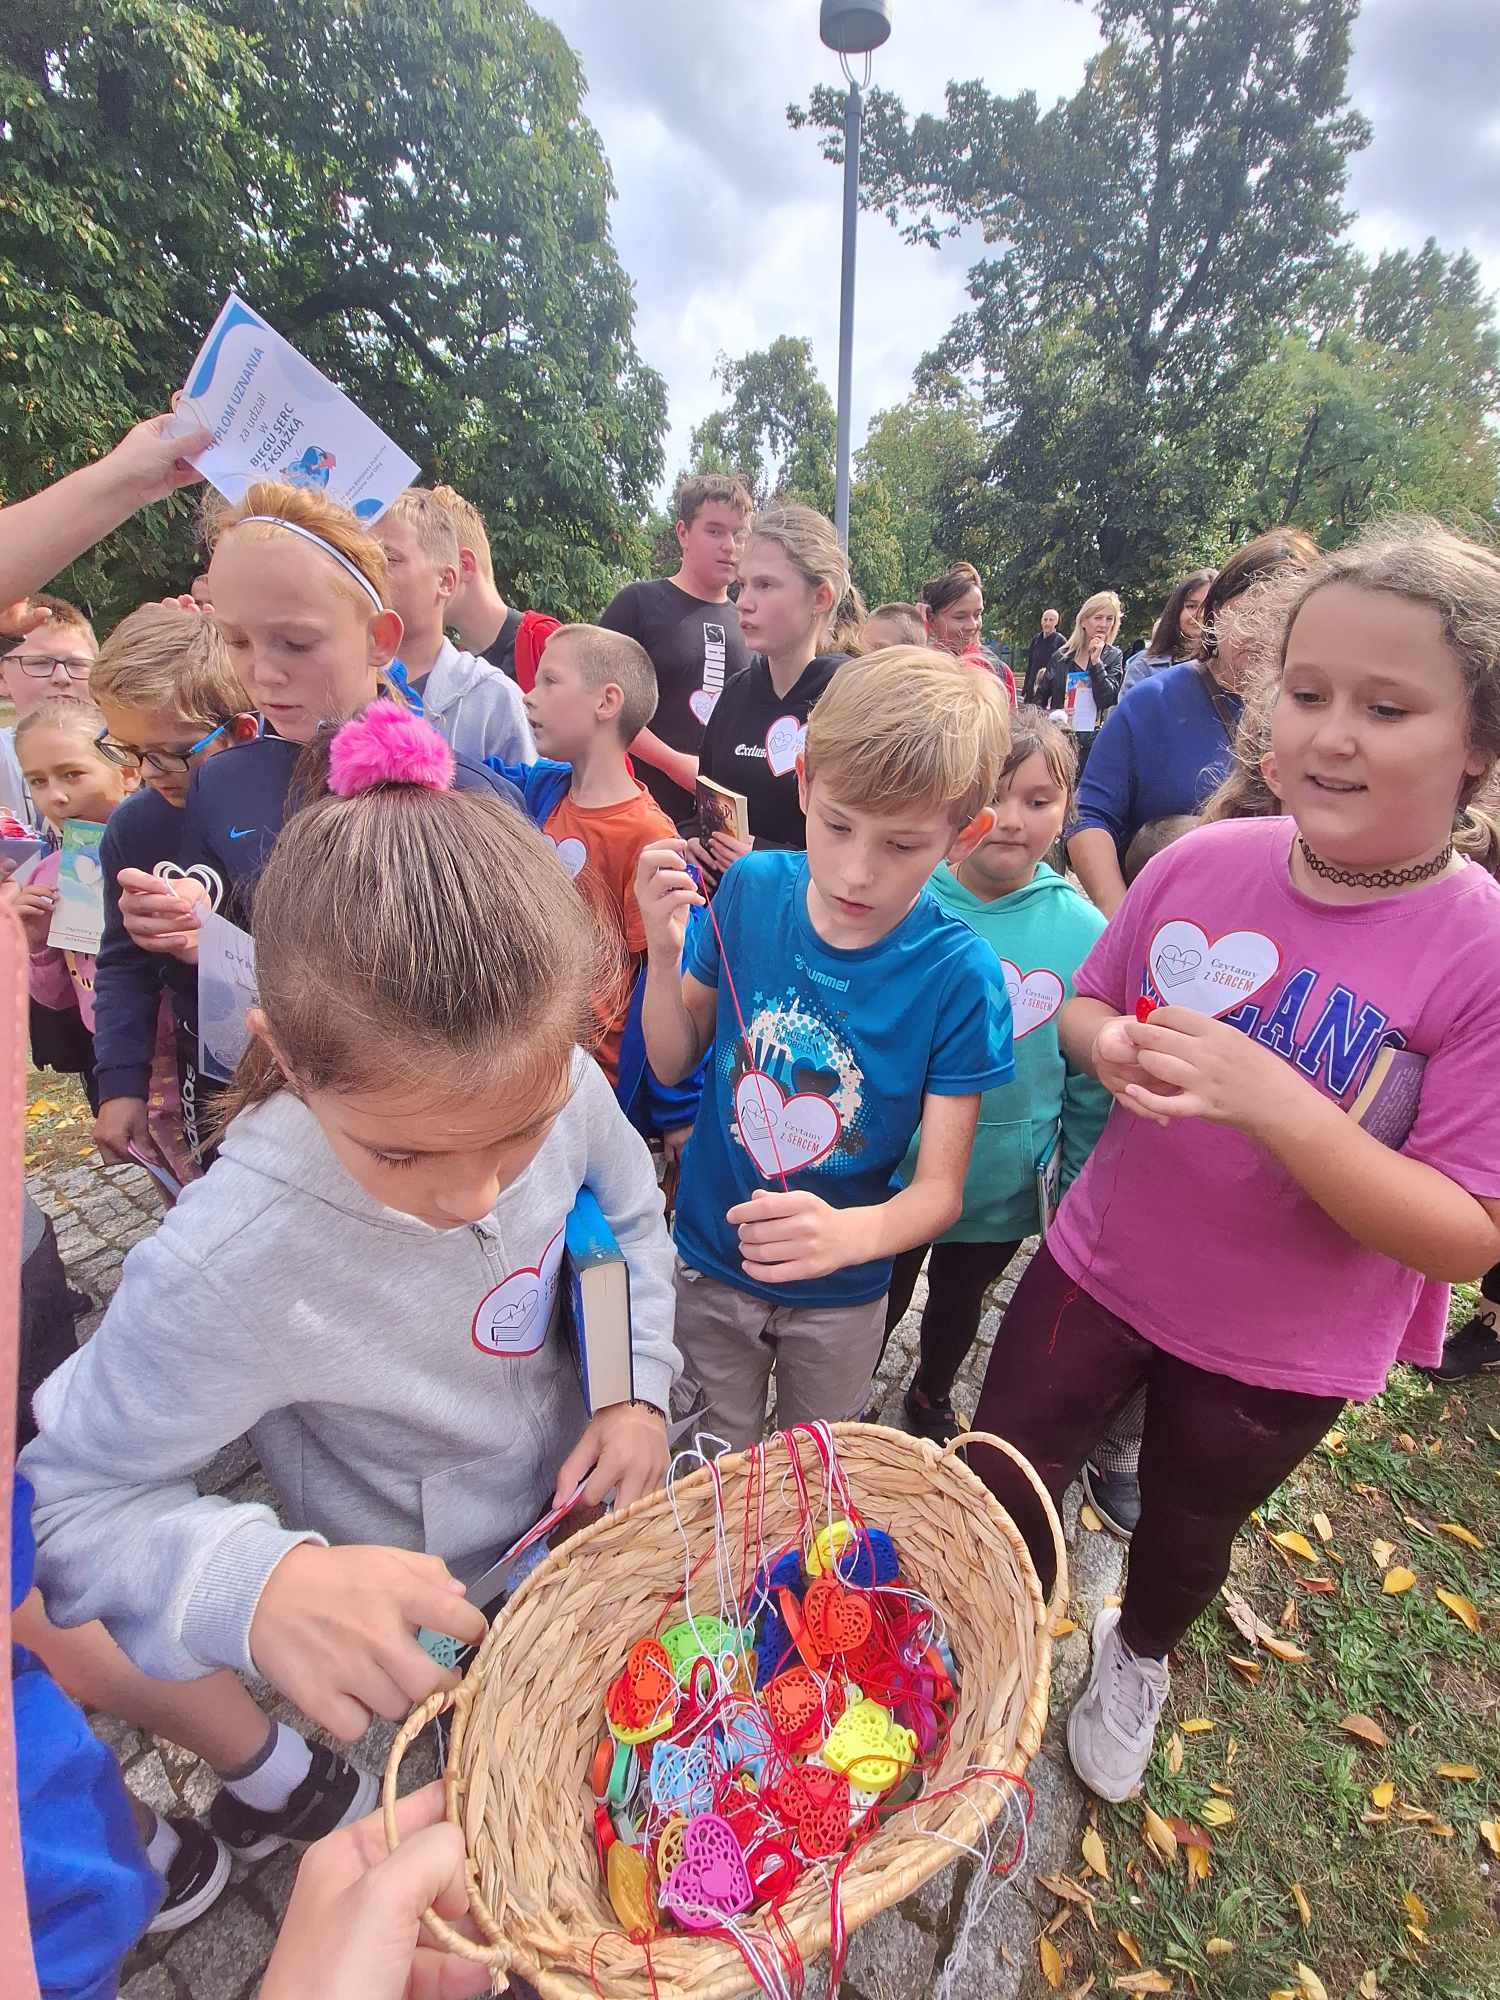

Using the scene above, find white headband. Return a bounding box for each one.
[239,516,386,613]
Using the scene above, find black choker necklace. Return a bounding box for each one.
[1297,837,1454,890]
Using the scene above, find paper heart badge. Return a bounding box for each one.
[764,714,807,779]
[547,835,587,880]
[688,688,719,725]
[734,1070,841,1180]
[1146,920,1281,1017]
[998,960,1064,1040]
[470,1225,565,1356]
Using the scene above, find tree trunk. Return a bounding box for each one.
[1279,405,1322,522]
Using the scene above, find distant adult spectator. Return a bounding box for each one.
[1066,529,1318,916]
[1050,591,1123,772]
[1121,569,1215,693]
[919,562,1017,703]
[599,472,754,823]
[1022,607,1066,703]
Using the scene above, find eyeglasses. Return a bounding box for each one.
[7,654,93,681]
[95,722,229,777]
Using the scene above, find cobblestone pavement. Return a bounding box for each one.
[27,1155,1120,2000]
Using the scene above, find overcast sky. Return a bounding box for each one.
[539,0,1500,493]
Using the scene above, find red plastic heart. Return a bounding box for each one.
[804,1576,873,1656]
[744,1834,802,1901]
[774,1763,851,1858]
[606,1638,676,1732]
[720,1779,768,1852]
[763,1666,844,1750]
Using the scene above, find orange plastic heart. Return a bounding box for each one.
[804,1576,873,1656]
[606,1637,677,1743]
[764,1665,845,1750]
[774,1763,851,1858]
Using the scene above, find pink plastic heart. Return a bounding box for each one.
[661,1813,754,1932]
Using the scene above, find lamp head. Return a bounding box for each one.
[819,1,892,56]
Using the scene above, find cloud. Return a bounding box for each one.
[540,0,1500,496]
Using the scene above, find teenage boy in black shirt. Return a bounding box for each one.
[598,473,753,823]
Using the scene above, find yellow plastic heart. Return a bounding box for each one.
[656,1813,687,1884]
[821,1698,917,1793]
[806,1518,857,1579]
[607,1841,656,1937]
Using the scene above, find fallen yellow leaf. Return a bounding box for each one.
[1371,1538,1395,1570]
[1225,1735,1238,1768]
[1312,1511,1334,1543]
[1371,1780,1395,1810]
[1434,1587,1480,1633]
[1435,1762,1479,1780]
[1270,1530,1319,1562]
[1038,1873,1096,1907]
[1067,1982,1096,2000]
[1141,1806,1178,1862]
[1116,1929,1143,1967]
[25,1098,59,1120]
[1358,1974,1380,2000]
[1183,1840,1210,1884]
[1053,1616,1079,1637]
[1040,1934,1065,1990]
[1111,1974,1172,1996]
[1197,1797,1235,1828]
[1480,1821,1500,1860]
[1181,1717,1215,1734]
[1296,1962,1329,2000]
[1382,1567,1417,1595]
[1339,1714,1390,1749]
[1166,1731,1183,1774]
[1323,1428,1347,1453]
[1079,1504,1104,1533]
[1260,1635,1309,1662]
[1436,1521,1484,1550]
[1204,1938,1235,1957]
[1290,1881,1311,1927]
[1403,1891,1428,1927]
[1227,1654,1262,1683]
[1430,1823,1456,1838]
[1081,1825,1110,1879]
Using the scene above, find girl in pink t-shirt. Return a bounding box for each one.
[968,522,1500,1804]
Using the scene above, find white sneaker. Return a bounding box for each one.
[1066,1606,1169,1802]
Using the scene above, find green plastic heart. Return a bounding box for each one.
[658,1616,754,1684]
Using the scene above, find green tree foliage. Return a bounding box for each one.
[0,0,666,622]
[690,337,837,513]
[793,0,1377,620]
[855,388,987,600]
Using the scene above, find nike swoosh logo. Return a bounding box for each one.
[228,826,256,840]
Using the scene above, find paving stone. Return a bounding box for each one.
[839,1899,942,1997]
[89,1710,146,1763]
[52,1222,105,1260]
[154,1887,275,1995]
[123,1746,182,1819]
[118,1960,177,2000]
[247,1842,302,1923]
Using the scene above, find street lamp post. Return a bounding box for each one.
[820,1,891,550]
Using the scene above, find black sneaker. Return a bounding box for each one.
[1421,1315,1500,1383]
[1082,1459,1141,1542]
[903,1381,962,1448]
[146,1816,233,1933]
[208,1744,378,1861]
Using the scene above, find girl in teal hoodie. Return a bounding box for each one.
[886,710,1111,1442]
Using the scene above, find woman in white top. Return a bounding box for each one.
[1054,590,1124,774]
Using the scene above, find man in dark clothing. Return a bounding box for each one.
[1022,608,1066,705]
[598,473,753,823]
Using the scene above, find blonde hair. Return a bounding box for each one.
[90,604,246,731]
[1060,591,1123,661]
[221,780,614,1128]
[748,503,868,654]
[803,647,1010,825]
[383,487,462,570]
[549,624,658,742]
[857,604,926,651]
[203,482,391,611]
[15,695,112,759]
[430,484,494,583]
[25,593,98,652]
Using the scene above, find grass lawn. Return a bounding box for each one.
[1029,1310,1500,2000]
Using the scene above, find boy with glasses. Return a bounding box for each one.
[88,603,256,1175]
[0,595,98,831]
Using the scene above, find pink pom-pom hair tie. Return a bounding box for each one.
[327,700,456,797]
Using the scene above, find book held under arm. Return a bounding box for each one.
[1348,1043,1426,1151]
[564,1187,635,1415]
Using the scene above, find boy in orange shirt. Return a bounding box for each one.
[492,624,681,1098]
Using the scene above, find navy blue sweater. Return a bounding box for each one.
[93,787,195,1105]
[1073,662,1242,856]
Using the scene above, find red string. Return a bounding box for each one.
[703,884,791,1193]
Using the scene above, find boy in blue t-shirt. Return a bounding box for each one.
[637,648,1015,1448]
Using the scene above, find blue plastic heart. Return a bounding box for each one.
[720,1701,776,1786]
[648,1736,716,1819]
[835,1528,899,1588]
[753,1607,793,1688]
[769,1549,806,1598]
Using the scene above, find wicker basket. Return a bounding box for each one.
[382,1423,1066,1999]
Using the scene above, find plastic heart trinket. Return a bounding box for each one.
[606,1840,656,1938]
[648,1736,716,1819]
[822,1698,918,1793]
[804,1575,873,1656]
[764,1665,844,1751]
[606,1637,677,1745]
[806,1518,857,1579]
[660,1813,754,1933]
[834,1527,900,1589]
[720,1698,776,1787]
[659,1615,752,1688]
[773,1762,851,1858]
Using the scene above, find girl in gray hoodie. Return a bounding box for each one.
[22,704,679,1744]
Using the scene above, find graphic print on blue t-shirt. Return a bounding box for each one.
[675,850,1014,1307]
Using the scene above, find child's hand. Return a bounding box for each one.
[727,1188,871,1284]
[249,1544,487,1743]
[1122,1006,1303,1137]
[683,834,721,881]
[709,830,754,872]
[635,840,702,960]
[15,883,55,951]
[1090,1013,1175,1125]
[94,1095,159,1168]
[117,865,207,961]
[553,1402,669,1512]
[260,1782,491,2000]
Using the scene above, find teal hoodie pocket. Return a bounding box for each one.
[944,1116,1042,1242]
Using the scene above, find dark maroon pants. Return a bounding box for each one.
[969,1242,1343,1659]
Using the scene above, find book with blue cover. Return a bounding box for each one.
[564,1187,634,1415]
